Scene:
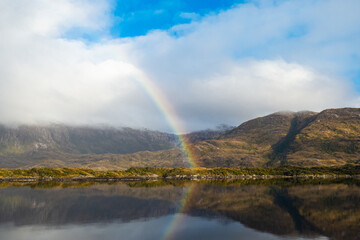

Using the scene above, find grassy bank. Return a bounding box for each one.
[0,165,360,179]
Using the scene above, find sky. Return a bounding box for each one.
[0,0,359,132]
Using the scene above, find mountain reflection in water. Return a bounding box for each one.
[0,179,358,240]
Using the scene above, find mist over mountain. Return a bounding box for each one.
[181,124,235,143]
[0,124,178,155]
[0,123,232,169]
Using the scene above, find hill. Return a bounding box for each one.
[189,108,360,167]
[0,124,180,168]
[0,124,230,169]
[1,108,360,169]
[0,124,179,155]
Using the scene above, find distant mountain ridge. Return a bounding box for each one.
[0,124,178,155]
[0,124,233,169]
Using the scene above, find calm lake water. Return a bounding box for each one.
[0,179,359,240]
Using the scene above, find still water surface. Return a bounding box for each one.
[0,179,358,240]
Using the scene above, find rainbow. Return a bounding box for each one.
[129,65,197,239]
[161,184,195,240]
[132,68,197,168]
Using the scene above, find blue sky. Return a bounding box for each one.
[110,0,247,37]
[0,0,359,131]
[65,0,249,40]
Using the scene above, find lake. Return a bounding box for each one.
[0,179,359,240]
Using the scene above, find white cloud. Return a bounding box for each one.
[0,0,164,129]
[0,0,359,132]
[184,59,354,129]
[0,0,110,38]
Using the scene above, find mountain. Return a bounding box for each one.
[0,124,179,168]
[189,108,360,167]
[1,108,360,169]
[188,111,318,167]
[0,124,230,169]
[0,124,179,155]
[282,108,360,166]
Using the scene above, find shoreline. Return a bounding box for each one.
[0,174,358,183]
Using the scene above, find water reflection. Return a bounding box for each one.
[0,179,358,240]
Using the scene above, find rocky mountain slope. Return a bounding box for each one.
[189,108,360,167]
